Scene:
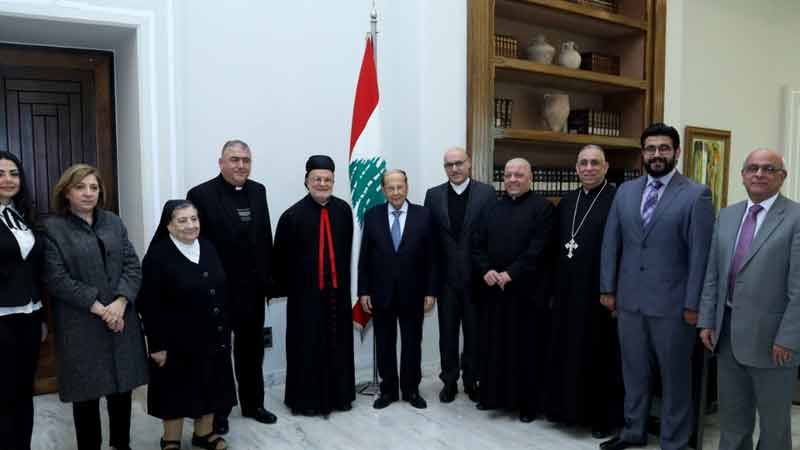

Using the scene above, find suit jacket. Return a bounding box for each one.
[187,174,273,300]
[698,195,800,368]
[600,173,715,318]
[357,201,439,308]
[0,219,43,308]
[423,179,496,291]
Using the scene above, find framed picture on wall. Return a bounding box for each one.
[684,126,731,213]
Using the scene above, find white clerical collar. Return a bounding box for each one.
[450,178,471,195]
[746,192,779,214]
[170,235,200,264]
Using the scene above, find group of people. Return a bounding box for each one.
[0,121,797,450]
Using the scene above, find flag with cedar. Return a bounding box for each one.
[349,36,386,329]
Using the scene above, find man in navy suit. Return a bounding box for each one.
[599,123,715,450]
[358,169,439,410]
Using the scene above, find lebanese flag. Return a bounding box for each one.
[349,36,386,330]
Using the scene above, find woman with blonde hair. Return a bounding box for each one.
[43,164,148,450]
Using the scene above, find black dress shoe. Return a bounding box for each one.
[373,393,397,409]
[592,428,613,439]
[475,402,490,411]
[242,407,278,424]
[213,417,229,435]
[403,392,427,409]
[439,384,457,403]
[600,436,645,450]
[464,383,479,402]
[519,413,536,423]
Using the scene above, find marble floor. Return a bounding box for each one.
[32,367,800,450]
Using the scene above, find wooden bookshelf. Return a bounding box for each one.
[494,127,640,149]
[468,0,667,196]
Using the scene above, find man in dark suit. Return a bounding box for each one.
[423,147,495,403]
[358,169,438,410]
[599,123,715,450]
[187,139,276,434]
[699,148,800,450]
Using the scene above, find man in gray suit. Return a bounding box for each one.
[698,148,800,450]
[424,146,496,403]
[599,123,715,450]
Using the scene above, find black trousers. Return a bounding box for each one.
[437,284,479,387]
[0,311,41,450]
[72,391,132,450]
[217,295,266,420]
[373,299,424,397]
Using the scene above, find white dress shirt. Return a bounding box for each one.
[640,168,677,213]
[450,178,471,195]
[734,193,779,245]
[387,200,409,236]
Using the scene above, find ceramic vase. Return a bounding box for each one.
[526,34,555,64]
[558,41,581,69]
[543,93,570,132]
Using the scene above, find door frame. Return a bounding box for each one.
[0,44,118,212]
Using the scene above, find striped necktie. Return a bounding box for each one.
[641,180,663,227]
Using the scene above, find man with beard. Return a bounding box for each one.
[599,123,714,450]
[546,145,623,438]
[273,155,355,416]
[187,140,276,434]
[472,157,555,423]
[424,147,496,403]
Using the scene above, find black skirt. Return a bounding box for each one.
[147,349,236,420]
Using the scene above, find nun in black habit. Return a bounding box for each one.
[137,199,236,450]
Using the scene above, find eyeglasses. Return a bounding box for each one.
[308,176,334,185]
[743,164,783,175]
[642,144,674,156]
[443,160,466,170]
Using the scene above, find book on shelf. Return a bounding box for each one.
[494,98,513,128]
[493,34,518,58]
[580,52,621,76]
[568,109,621,137]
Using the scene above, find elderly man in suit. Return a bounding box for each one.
[423,147,496,403]
[599,123,715,450]
[187,139,276,434]
[359,169,439,410]
[698,148,800,450]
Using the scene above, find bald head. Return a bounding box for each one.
[576,145,609,190]
[443,146,471,185]
[503,158,532,197]
[741,148,787,203]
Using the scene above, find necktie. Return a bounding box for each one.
[391,210,402,251]
[728,204,763,301]
[2,207,24,230]
[641,180,663,227]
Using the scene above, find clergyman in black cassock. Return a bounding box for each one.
[273,155,355,416]
[186,140,276,432]
[472,158,555,422]
[545,145,623,437]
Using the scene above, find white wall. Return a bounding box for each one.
[664,0,800,204]
[176,0,466,382]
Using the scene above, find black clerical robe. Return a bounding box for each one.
[472,190,555,415]
[273,195,356,414]
[546,182,623,431]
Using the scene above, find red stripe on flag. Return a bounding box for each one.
[349,37,379,158]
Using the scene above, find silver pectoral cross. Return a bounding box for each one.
[565,238,578,259]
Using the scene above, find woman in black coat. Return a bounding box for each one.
[138,200,235,450]
[0,151,45,450]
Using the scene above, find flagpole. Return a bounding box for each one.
[357,1,381,397]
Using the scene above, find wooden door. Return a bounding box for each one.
[0,44,117,394]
